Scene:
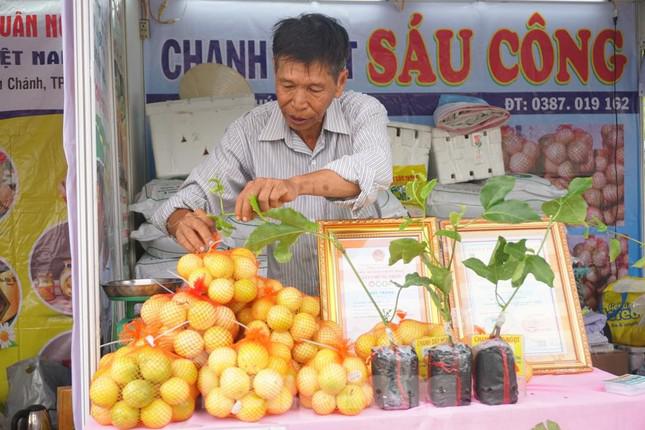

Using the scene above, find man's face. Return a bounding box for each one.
[275,58,347,137]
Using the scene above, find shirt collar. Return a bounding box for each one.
[258,97,350,143]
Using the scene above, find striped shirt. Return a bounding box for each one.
[152,90,396,296]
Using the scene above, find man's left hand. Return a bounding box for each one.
[236,177,300,221]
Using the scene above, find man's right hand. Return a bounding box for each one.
[167,208,216,253]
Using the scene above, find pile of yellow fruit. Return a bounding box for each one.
[90,338,199,429]
[354,319,446,361]
[91,246,381,428]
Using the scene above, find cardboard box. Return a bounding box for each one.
[592,349,630,375]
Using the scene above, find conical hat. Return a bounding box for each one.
[179,63,253,99]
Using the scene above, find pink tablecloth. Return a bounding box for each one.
[88,369,645,430]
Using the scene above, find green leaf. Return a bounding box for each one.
[245,223,305,257]
[483,200,541,224]
[449,210,463,228]
[426,287,443,315]
[489,236,509,266]
[525,255,554,288]
[429,265,452,295]
[566,177,593,197]
[398,272,432,289]
[633,257,645,269]
[463,258,493,284]
[590,216,607,232]
[389,238,426,265]
[249,195,263,217]
[264,207,318,233]
[610,238,621,262]
[435,229,461,241]
[272,233,301,263]
[511,259,528,288]
[542,195,588,225]
[208,177,225,195]
[583,225,590,239]
[504,239,528,260]
[398,217,415,231]
[545,420,562,430]
[480,176,516,210]
[419,178,437,202]
[213,216,235,237]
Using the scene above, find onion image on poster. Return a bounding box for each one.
[502,123,624,226]
[0,149,18,220]
[0,259,21,340]
[29,222,72,315]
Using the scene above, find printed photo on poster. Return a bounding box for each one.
[29,222,72,315]
[502,123,624,226]
[0,149,18,220]
[0,259,20,331]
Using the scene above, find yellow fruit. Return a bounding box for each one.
[197,366,219,396]
[208,346,237,375]
[318,363,347,395]
[376,329,402,347]
[267,356,289,375]
[122,379,155,408]
[174,329,204,358]
[98,352,115,370]
[187,301,217,330]
[270,331,294,349]
[89,376,120,408]
[208,278,235,304]
[139,350,173,383]
[237,342,269,375]
[203,326,233,352]
[253,368,284,400]
[354,333,376,360]
[251,297,274,322]
[284,371,298,396]
[361,382,374,407]
[171,397,195,422]
[312,348,341,373]
[237,307,254,326]
[177,253,203,279]
[140,399,173,429]
[235,392,266,422]
[171,358,198,384]
[276,287,302,312]
[290,313,317,340]
[426,323,446,337]
[398,320,427,345]
[299,394,313,409]
[267,305,294,332]
[220,367,251,400]
[232,255,258,280]
[109,356,139,386]
[292,342,318,364]
[231,247,256,260]
[203,252,235,278]
[343,357,368,385]
[213,305,238,336]
[110,401,139,430]
[312,390,336,415]
[336,384,366,416]
[234,278,258,303]
[160,301,187,328]
[300,295,320,317]
[265,278,284,293]
[90,403,112,425]
[246,320,271,337]
[314,325,342,348]
[188,267,213,288]
[204,388,234,418]
[160,377,191,405]
[269,342,292,362]
[266,386,293,415]
[140,296,169,326]
[228,300,247,313]
[296,366,319,396]
[171,291,196,307]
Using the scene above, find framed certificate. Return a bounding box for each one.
[442,220,592,375]
[318,218,440,341]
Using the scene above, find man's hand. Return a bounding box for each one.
[236,178,299,221]
[167,208,216,253]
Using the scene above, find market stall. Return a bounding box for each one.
[58,0,645,429]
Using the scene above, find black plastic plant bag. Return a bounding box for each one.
[426,342,472,407]
[371,345,419,410]
[473,337,518,405]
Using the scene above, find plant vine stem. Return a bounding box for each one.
[390,285,405,324]
[609,231,645,248]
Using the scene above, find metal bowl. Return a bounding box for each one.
[102,278,183,298]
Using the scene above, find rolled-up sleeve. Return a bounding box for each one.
[151,120,252,234]
[323,98,392,216]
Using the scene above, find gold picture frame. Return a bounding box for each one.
[441,220,592,375]
[318,218,441,340]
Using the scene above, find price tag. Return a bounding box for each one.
[413,335,450,378]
